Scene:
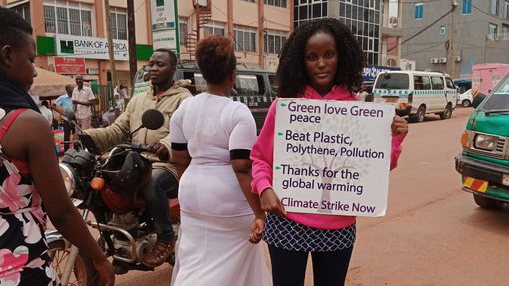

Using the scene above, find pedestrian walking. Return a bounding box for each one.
[53,84,75,151]
[168,35,271,286]
[0,7,114,285]
[250,18,409,286]
[72,74,95,130]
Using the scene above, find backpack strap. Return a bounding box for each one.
[0,109,27,143]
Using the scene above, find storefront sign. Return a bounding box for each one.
[54,57,86,74]
[150,0,176,31]
[363,65,400,82]
[55,35,129,61]
[273,99,394,217]
[150,0,179,54]
[153,30,177,50]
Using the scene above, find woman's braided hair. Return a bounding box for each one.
[276,18,365,98]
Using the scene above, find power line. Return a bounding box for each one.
[471,4,509,21]
[389,7,453,52]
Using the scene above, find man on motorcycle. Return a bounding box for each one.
[84,48,191,267]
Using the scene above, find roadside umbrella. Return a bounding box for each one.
[29,67,76,98]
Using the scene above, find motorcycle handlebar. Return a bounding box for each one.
[115,143,149,152]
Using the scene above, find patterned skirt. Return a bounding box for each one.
[263,213,356,252]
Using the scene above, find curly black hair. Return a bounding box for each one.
[0,7,33,50]
[276,18,365,98]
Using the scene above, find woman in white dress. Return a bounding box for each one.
[169,35,271,286]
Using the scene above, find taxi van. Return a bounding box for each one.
[133,62,277,133]
[372,71,458,122]
[455,73,509,209]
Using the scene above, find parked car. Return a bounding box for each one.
[372,71,458,123]
[455,73,509,209]
[457,89,473,107]
[133,62,277,133]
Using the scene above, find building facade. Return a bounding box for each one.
[293,0,403,68]
[401,0,509,78]
[3,0,293,86]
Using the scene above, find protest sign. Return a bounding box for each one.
[273,98,394,217]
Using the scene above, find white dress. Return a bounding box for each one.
[170,92,272,286]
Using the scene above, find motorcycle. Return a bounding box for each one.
[46,109,180,286]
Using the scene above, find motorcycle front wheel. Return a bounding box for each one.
[47,240,105,286]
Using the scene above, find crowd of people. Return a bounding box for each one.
[0,5,409,286]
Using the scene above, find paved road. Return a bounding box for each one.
[115,107,509,286]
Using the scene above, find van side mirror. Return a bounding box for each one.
[472,93,487,108]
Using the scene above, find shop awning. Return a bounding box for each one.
[29,67,76,98]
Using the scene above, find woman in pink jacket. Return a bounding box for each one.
[250,19,408,286]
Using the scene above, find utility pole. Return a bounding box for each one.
[448,1,458,78]
[127,0,137,89]
[105,0,118,90]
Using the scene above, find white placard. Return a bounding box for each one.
[273,98,395,217]
[55,35,128,61]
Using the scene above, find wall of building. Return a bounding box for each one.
[401,0,509,78]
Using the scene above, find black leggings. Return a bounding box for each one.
[268,244,353,286]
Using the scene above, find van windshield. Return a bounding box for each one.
[482,76,509,111]
[375,73,409,90]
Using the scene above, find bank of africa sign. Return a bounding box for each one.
[55,35,129,61]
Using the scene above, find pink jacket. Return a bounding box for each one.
[250,85,405,229]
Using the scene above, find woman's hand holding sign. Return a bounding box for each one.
[260,188,287,216]
[391,116,408,137]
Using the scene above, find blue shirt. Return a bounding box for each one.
[55,94,73,121]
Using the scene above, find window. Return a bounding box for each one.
[110,8,127,40]
[179,18,188,47]
[240,0,255,2]
[414,76,431,90]
[491,0,499,15]
[264,30,287,54]
[268,74,278,93]
[488,23,498,38]
[234,25,257,52]
[439,26,446,35]
[10,3,31,24]
[375,73,409,90]
[415,3,423,19]
[431,76,444,90]
[264,0,287,8]
[505,1,509,19]
[462,0,472,15]
[445,77,455,89]
[502,24,509,40]
[203,21,225,37]
[234,74,265,95]
[43,2,92,36]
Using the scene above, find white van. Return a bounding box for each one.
[372,71,458,122]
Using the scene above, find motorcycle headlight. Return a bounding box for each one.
[474,134,496,151]
[59,164,76,197]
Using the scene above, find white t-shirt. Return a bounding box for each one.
[170,92,257,217]
[71,86,95,119]
[39,106,53,125]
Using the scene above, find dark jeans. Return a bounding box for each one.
[142,168,178,243]
[268,244,353,286]
[63,120,74,152]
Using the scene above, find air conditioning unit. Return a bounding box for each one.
[389,17,398,27]
[431,58,439,64]
[439,57,447,63]
[454,56,462,62]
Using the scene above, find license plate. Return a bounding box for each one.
[382,97,398,103]
[502,174,509,186]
